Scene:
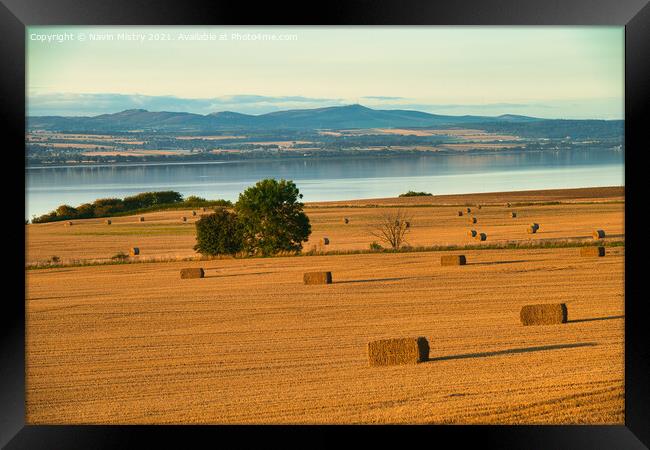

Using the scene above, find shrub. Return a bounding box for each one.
[369,209,413,249]
[369,241,383,251]
[193,208,243,256]
[235,179,311,256]
[399,191,433,197]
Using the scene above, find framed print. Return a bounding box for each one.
[1,0,648,447]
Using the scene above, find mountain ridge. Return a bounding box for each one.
[27,104,622,133]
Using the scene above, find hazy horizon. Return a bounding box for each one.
[27,26,624,120]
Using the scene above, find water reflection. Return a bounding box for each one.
[26,150,624,219]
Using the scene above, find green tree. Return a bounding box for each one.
[193,208,243,256]
[235,179,311,256]
[55,204,78,218]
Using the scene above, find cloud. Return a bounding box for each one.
[26,93,623,120]
[361,96,406,101]
[27,93,347,116]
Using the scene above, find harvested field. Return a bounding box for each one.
[26,245,624,424]
[25,188,624,265]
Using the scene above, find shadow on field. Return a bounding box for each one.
[427,342,597,363]
[204,270,277,278]
[336,276,425,284]
[467,260,530,266]
[567,315,625,324]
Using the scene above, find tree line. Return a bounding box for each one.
[31,191,231,223]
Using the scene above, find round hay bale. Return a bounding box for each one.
[466,207,472,213]
[477,205,482,210]
[202,207,207,212]
[192,211,197,216]
[105,219,112,225]
[139,217,145,222]
[457,211,463,216]
[64,221,73,227]
[506,202,511,208]
[593,229,606,239]
[181,216,187,222]
[405,221,410,229]
[476,232,487,241]
[526,226,537,234]
[343,217,349,224]
[129,247,140,256]
[468,217,477,224]
[468,229,477,238]
[510,212,517,218]
[320,237,330,245]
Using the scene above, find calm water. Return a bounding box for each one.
[25,150,624,219]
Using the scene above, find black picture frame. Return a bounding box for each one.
[2,0,648,448]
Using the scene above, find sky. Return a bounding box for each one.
[26,26,624,119]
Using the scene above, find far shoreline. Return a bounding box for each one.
[304,185,625,208]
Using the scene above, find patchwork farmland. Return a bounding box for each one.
[25,187,624,424]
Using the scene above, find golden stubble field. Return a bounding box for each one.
[26,186,624,265]
[25,187,625,424]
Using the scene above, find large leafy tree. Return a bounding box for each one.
[235,179,311,256]
[193,208,243,256]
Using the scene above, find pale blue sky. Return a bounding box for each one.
[27,26,624,119]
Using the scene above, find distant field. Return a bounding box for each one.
[26,187,624,265]
[25,187,625,424]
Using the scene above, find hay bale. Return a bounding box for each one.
[441,254,466,266]
[468,229,477,238]
[405,221,410,229]
[476,232,487,241]
[506,202,511,208]
[593,229,606,239]
[320,237,330,245]
[466,207,472,213]
[526,226,537,234]
[343,217,349,224]
[368,337,429,366]
[477,205,482,210]
[180,268,205,279]
[181,216,187,222]
[468,217,477,224]
[520,303,568,325]
[510,212,517,218]
[192,211,197,216]
[202,207,207,212]
[64,221,73,226]
[129,247,140,256]
[303,271,332,285]
[105,219,112,225]
[139,217,145,222]
[457,211,463,216]
[580,246,605,257]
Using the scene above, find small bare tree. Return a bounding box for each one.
[369,209,413,249]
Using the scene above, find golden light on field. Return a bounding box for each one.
[25,187,624,424]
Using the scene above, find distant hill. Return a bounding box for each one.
[27,104,623,137]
